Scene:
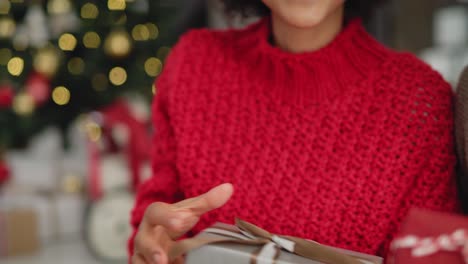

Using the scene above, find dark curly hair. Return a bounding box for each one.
[220,0,387,22]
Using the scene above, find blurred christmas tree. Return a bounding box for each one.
[0,0,183,152]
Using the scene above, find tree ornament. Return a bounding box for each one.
[104,30,132,58]
[0,158,10,186]
[25,4,50,48]
[25,72,51,106]
[48,0,80,38]
[0,84,14,108]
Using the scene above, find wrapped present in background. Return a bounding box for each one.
[0,177,86,249]
[171,219,383,264]
[0,207,40,258]
[0,189,55,246]
[389,208,468,264]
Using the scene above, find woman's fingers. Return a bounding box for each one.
[144,183,234,239]
[173,183,234,215]
[172,256,185,264]
[134,223,173,264]
[134,183,235,263]
[151,225,173,263]
[132,254,148,264]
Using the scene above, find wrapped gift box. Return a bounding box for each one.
[389,208,468,264]
[0,190,56,244]
[172,219,383,264]
[0,188,86,243]
[0,208,40,257]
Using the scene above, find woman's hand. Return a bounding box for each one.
[132,183,234,264]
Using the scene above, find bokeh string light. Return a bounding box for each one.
[7,57,24,76]
[47,0,73,14]
[0,17,15,38]
[108,0,126,11]
[104,30,132,58]
[0,1,11,14]
[12,93,35,116]
[109,67,127,86]
[144,57,162,77]
[81,3,99,19]
[83,31,101,48]
[68,57,85,75]
[52,86,71,106]
[33,47,61,78]
[59,33,78,51]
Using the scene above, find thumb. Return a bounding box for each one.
[173,183,234,216]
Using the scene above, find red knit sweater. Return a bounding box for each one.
[129,18,459,258]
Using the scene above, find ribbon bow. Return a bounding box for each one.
[391,229,468,262]
[169,218,380,264]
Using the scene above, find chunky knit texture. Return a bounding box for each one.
[129,18,459,258]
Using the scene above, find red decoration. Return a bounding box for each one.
[0,160,10,186]
[0,85,14,109]
[25,72,51,106]
[87,100,151,201]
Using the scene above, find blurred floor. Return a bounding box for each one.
[2,240,104,264]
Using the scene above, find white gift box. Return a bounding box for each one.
[54,193,86,240]
[5,128,62,192]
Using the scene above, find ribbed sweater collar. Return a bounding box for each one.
[239,17,393,106]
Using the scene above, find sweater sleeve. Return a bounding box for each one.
[379,65,460,257]
[127,33,190,257]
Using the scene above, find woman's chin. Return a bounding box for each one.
[279,13,326,29]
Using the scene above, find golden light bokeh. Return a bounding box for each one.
[104,30,132,58]
[92,73,109,91]
[132,24,150,41]
[83,31,101,48]
[33,47,60,78]
[13,93,35,115]
[7,57,24,76]
[0,48,12,65]
[109,67,127,86]
[85,121,102,142]
[62,174,83,194]
[0,17,16,38]
[47,0,72,14]
[146,23,159,40]
[52,86,71,106]
[108,0,126,11]
[81,3,99,19]
[68,57,85,75]
[59,33,78,51]
[144,57,163,77]
[152,83,156,95]
[0,1,11,15]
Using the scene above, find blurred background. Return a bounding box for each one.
[0,0,468,263]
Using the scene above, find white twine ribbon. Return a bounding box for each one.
[205,226,297,263]
[391,229,468,263]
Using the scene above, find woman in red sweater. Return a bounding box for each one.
[130,1,460,263]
